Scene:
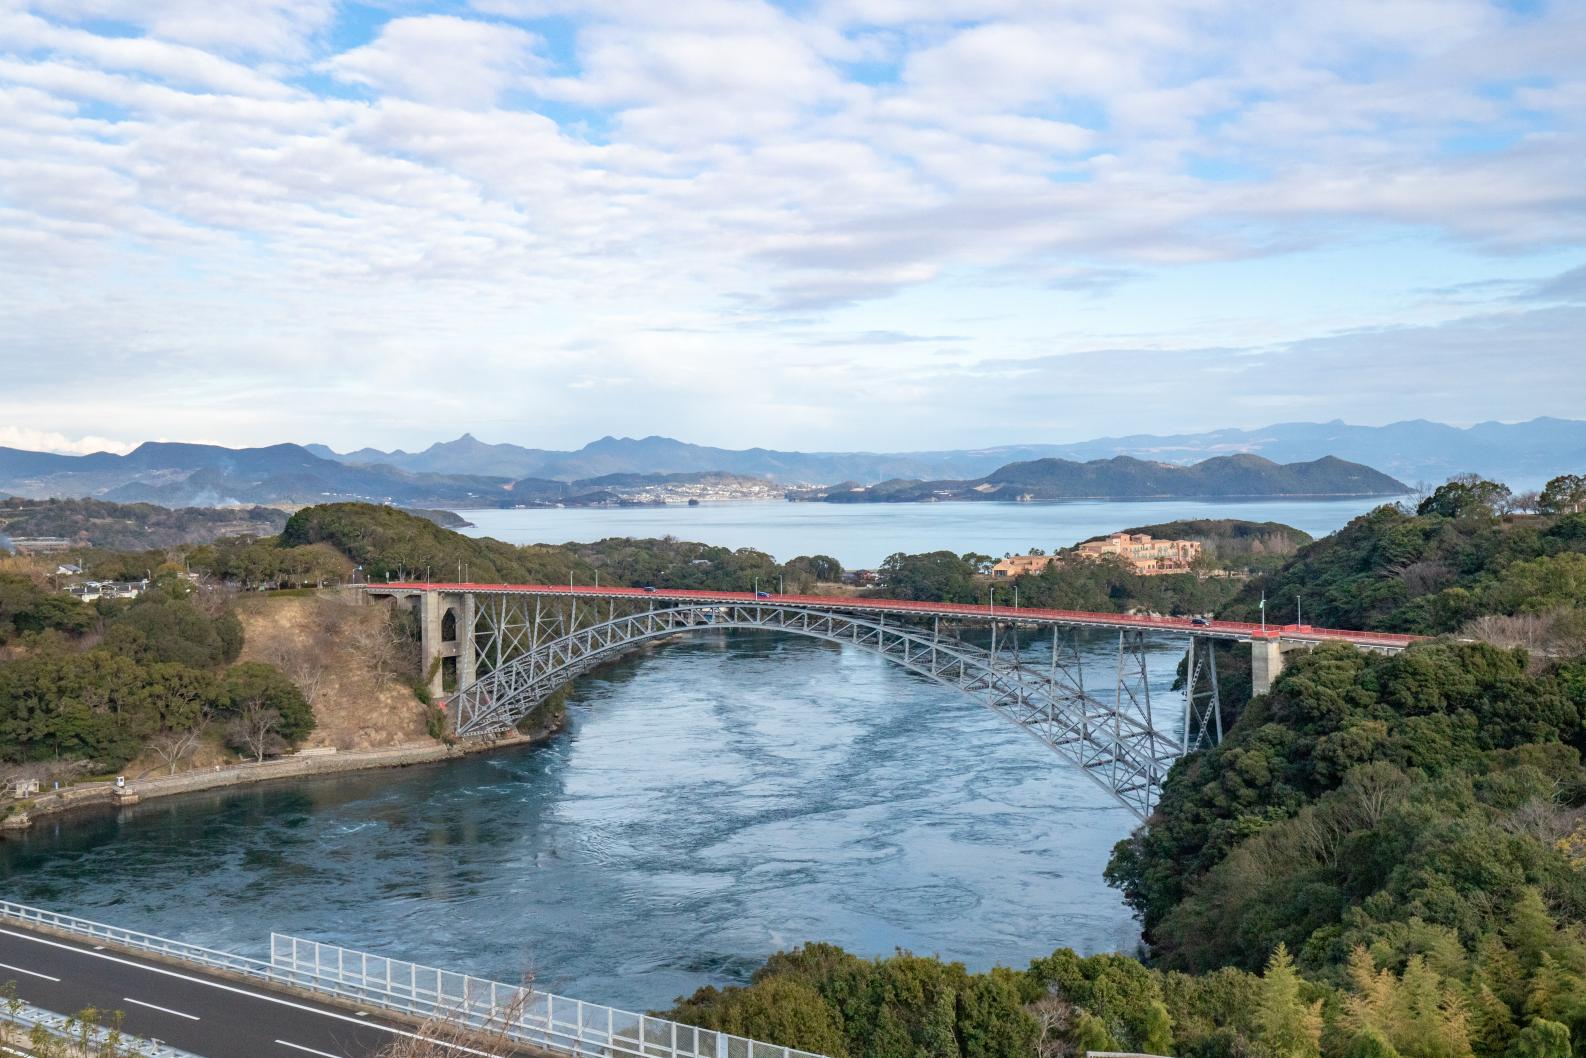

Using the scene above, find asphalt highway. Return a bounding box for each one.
[0,921,528,1058]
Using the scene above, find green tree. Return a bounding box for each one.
[877,551,979,602]
[1505,1020,1570,1058]
[700,977,850,1057]
[1256,946,1321,1058]
[1349,1028,1406,1058]
[1538,475,1586,517]
[222,663,314,743]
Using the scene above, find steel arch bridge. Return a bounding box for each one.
[446,599,1223,819]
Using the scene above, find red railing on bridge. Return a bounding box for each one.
[372,582,1423,650]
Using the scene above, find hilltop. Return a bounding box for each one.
[0,496,288,551]
[791,454,1407,502]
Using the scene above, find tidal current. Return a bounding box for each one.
[0,628,1184,1012]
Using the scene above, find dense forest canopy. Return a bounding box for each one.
[0,577,311,772]
[0,496,286,550]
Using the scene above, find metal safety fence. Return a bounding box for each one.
[0,901,827,1058]
[270,934,826,1058]
[0,900,270,978]
[1,996,207,1058]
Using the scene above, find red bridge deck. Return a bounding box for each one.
[372,582,1422,651]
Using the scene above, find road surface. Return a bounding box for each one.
[0,920,527,1058]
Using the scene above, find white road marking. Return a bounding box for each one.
[0,928,510,1058]
[276,1040,344,1058]
[0,959,60,982]
[123,996,200,1020]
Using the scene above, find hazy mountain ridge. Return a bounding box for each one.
[0,441,512,508]
[0,443,787,509]
[1,417,1569,509]
[310,417,1586,486]
[791,454,1408,503]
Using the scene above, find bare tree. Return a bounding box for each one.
[347,609,414,686]
[191,580,238,619]
[372,976,536,1057]
[227,702,286,763]
[1027,993,1077,1058]
[145,717,209,776]
[270,644,329,708]
[1397,559,1453,596]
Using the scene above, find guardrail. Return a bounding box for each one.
[1,996,206,1058]
[0,901,271,980]
[270,934,824,1058]
[0,901,827,1058]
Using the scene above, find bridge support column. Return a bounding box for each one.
[457,592,477,691]
[419,591,446,700]
[1251,637,1286,697]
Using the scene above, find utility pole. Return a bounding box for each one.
[1259,591,1266,633]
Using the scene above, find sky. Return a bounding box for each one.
[1,0,1584,456]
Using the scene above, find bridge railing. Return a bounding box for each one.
[0,899,270,979]
[0,902,825,1058]
[270,933,823,1058]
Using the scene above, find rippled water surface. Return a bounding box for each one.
[0,630,1186,1011]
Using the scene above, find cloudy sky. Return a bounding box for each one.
[2,0,1584,456]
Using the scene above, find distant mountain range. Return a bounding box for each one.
[0,443,782,509]
[0,442,509,509]
[0,416,1573,510]
[790,455,1407,503]
[308,417,1586,487]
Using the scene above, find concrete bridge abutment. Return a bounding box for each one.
[1250,636,1302,697]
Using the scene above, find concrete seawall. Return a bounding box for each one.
[3,726,556,831]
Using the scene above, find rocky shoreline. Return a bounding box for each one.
[2,716,565,832]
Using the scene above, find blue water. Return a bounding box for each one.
[455,496,1398,568]
[0,498,1379,1013]
[0,630,1179,1012]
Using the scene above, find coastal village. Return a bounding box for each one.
[991,531,1204,578]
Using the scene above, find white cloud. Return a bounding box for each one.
[26,0,335,58]
[0,426,134,455]
[325,16,544,109]
[0,0,1582,450]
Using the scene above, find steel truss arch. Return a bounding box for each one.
[452,601,1183,819]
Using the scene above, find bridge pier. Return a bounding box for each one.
[457,592,477,691]
[1250,636,1294,696]
[418,591,467,701]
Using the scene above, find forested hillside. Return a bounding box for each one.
[800,454,1407,503]
[0,572,313,781]
[0,496,286,550]
[665,475,1586,1058]
[1225,475,1586,640]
